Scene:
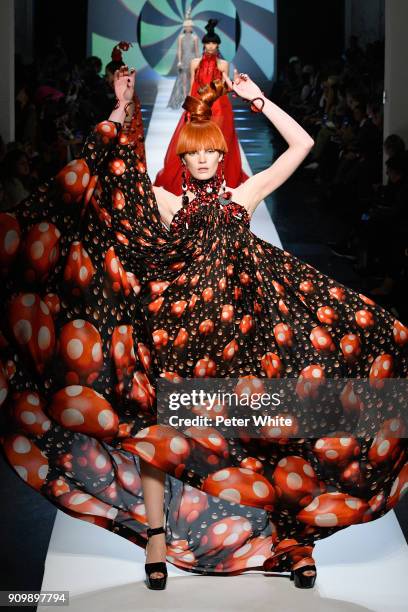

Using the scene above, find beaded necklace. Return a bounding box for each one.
[172,174,249,231]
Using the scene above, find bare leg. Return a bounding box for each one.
[139,457,167,579]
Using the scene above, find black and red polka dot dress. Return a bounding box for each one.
[0,116,407,578]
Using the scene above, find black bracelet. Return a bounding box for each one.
[249,97,265,113]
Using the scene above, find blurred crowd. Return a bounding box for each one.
[272,35,408,319]
[0,37,125,213]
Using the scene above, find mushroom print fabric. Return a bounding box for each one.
[1,115,408,578]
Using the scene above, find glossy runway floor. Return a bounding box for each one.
[1,76,407,612]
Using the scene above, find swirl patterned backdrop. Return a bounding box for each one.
[88,0,276,88]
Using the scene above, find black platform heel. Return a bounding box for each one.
[290,564,317,588]
[145,526,168,590]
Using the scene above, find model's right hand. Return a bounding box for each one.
[114,65,136,104]
[223,68,263,102]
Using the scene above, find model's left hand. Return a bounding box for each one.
[114,65,136,104]
[223,68,263,101]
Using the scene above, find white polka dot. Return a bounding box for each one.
[22,294,35,307]
[82,173,90,187]
[92,343,102,361]
[98,409,114,430]
[4,230,19,254]
[122,470,135,486]
[38,464,48,479]
[303,464,315,477]
[12,436,31,453]
[27,394,39,406]
[224,533,239,545]
[305,497,320,511]
[118,325,128,334]
[61,408,84,426]
[73,320,85,329]
[15,466,28,480]
[278,458,287,467]
[213,522,228,534]
[212,469,230,481]
[315,512,338,527]
[38,326,51,350]
[107,508,118,519]
[38,222,49,232]
[135,441,155,461]
[389,419,400,432]
[318,336,327,346]
[233,543,251,558]
[287,472,302,490]
[325,450,338,459]
[65,171,77,186]
[170,436,187,454]
[65,385,83,397]
[377,440,390,456]
[30,241,44,260]
[67,339,84,360]
[208,433,221,446]
[79,266,88,281]
[20,411,36,425]
[312,368,322,378]
[114,342,125,359]
[14,320,32,344]
[315,439,325,449]
[110,258,119,274]
[135,427,150,438]
[220,488,241,503]
[40,301,50,315]
[345,499,360,509]
[383,360,391,371]
[253,481,269,498]
[246,555,266,567]
[340,438,352,446]
[95,454,107,469]
[70,493,91,505]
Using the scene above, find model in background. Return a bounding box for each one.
[155,19,248,194]
[167,8,199,110]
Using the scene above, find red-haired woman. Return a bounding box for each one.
[154,19,248,194]
[145,72,408,590]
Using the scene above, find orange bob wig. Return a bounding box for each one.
[176,80,229,156]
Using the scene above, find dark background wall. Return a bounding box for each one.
[33,0,88,63]
[277,0,345,68]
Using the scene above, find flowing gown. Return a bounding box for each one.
[155,52,249,196]
[167,32,198,110]
[1,113,407,577]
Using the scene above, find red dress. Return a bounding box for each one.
[154,52,248,195]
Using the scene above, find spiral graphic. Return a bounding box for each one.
[90,0,277,82]
[138,0,238,76]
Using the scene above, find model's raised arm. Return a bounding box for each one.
[224,70,314,216]
[108,65,136,125]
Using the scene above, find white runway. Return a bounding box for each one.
[39,77,408,612]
